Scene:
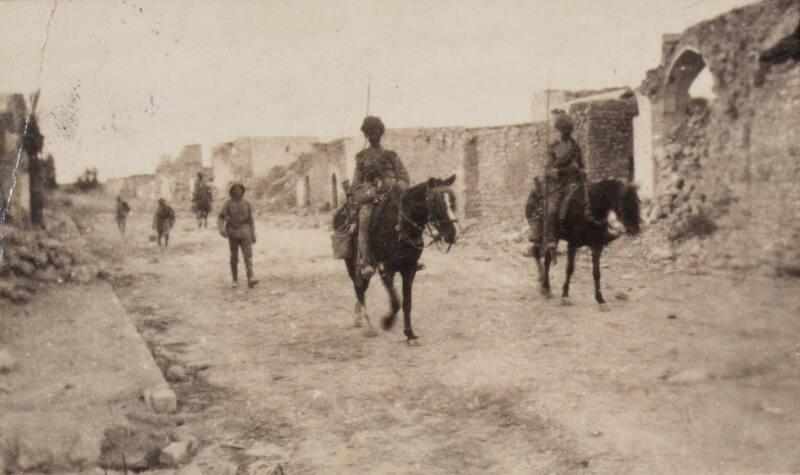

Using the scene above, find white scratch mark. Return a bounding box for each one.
[1,0,59,260]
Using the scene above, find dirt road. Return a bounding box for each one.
[94,201,800,474]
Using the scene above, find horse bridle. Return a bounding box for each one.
[399,186,458,252]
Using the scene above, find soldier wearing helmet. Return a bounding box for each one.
[218,182,259,288]
[350,116,410,277]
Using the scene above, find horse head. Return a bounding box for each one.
[613,181,642,236]
[424,174,459,245]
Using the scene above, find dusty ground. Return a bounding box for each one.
[79,196,800,474]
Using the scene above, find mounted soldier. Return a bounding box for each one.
[192,172,213,228]
[350,116,410,278]
[530,112,587,258]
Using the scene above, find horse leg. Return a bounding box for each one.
[541,248,553,299]
[591,245,608,310]
[380,270,401,331]
[532,245,543,283]
[357,278,377,337]
[401,268,419,343]
[561,244,577,305]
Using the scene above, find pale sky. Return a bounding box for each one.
[0,0,757,182]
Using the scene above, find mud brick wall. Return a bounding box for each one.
[641,0,800,274]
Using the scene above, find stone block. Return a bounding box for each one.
[159,441,191,467]
[143,387,178,414]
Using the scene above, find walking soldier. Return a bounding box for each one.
[218,182,259,288]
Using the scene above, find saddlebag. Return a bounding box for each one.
[331,226,354,260]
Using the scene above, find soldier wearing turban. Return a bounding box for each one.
[350,116,410,277]
[531,112,586,255]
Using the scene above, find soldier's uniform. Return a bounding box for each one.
[351,116,410,276]
[218,183,258,288]
[531,114,586,251]
[153,199,176,247]
[115,196,130,234]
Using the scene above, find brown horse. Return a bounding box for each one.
[333,175,459,343]
[526,179,641,308]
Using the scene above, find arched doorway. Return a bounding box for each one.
[331,173,338,209]
[662,47,712,133]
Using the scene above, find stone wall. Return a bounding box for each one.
[569,97,637,183]
[641,0,800,274]
[296,139,349,211]
[465,123,547,224]
[288,109,635,224]
[155,145,204,204]
[382,127,468,219]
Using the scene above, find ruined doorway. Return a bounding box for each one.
[331,173,338,209]
[663,47,712,134]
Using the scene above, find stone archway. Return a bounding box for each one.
[662,46,709,134]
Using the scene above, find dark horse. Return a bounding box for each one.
[525,179,641,308]
[333,175,459,343]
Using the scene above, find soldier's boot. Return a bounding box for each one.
[358,205,375,277]
[245,257,258,289]
[230,259,239,287]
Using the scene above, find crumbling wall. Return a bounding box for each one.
[248,136,319,177]
[641,0,800,274]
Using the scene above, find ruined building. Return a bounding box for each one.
[212,136,318,195]
[639,0,800,274]
[155,144,205,203]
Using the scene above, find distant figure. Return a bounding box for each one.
[218,183,258,288]
[152,198,176,248]
[115,195,131,235]
[192,172,213,229]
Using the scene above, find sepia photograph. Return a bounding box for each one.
[1,0,799,473]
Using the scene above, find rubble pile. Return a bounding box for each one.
[646,105,726,242]
[0,203,104,303]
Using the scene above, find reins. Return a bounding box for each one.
[398,187,457,253]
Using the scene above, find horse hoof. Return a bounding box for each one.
[353,318,362,329]
[363,327,378,338]
[598,303,610,312]
[560,297,572,306]
[541,289,553,300]
[407,338,420,347]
